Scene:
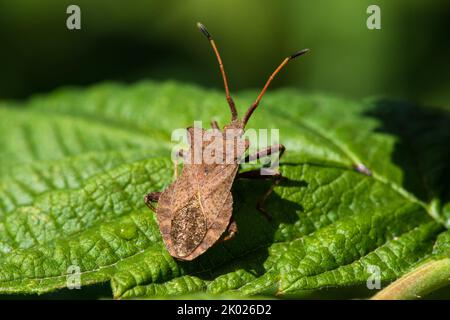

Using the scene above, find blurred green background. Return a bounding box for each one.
[0,0,449,106]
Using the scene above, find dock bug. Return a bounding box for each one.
[145,23,309,261]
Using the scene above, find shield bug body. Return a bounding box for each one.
[145,23,309,261]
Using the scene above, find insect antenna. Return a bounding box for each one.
[242,49,310,127]
[197,22,238,121]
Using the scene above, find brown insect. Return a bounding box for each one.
[145,23,309,261]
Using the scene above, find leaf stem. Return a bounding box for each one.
[371,258,450,300]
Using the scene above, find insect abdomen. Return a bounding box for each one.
[170,201,207,257]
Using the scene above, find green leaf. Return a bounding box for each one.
[0,80,449,299]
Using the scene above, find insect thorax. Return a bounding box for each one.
[185,122,247,165]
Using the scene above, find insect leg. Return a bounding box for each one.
[245,143,284,176]
[238,144,285,219]
[173,149,184,179]
[256,174,282,221]
[211,120,219,130]
[236,169,282,221]
[219,218,238,242]
[244,143,285,163]
[144,192,161,211]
